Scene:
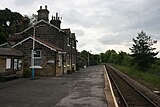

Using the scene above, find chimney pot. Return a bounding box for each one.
[56,13,58,20]
[40,6,42,10]
[45,5,47,9]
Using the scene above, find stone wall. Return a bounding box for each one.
[11,20,77,76]
[0,57,6,73]
[14,39,57,76]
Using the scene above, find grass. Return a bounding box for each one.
[110,64,160,90]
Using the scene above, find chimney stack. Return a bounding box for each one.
[37,5,50,22]
[50,12,61,28]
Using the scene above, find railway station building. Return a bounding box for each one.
[0,5,78,77]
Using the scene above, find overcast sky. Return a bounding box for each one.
[1,0,160,56]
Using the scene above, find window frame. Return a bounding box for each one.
[14,58,18,70]
[32,50,42,68]
[6,58,11,69]
[13,58,23,71]
[67,37,70,46]
[34,50,41,59]
[18,59,22,70]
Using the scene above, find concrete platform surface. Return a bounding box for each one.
[0,65,108,107]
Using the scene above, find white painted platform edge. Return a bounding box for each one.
[103,65,119,107]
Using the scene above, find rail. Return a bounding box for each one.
[105,65,159,107]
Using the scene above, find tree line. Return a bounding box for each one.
[79,31,159,73]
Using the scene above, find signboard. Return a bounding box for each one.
[47,60,54,64]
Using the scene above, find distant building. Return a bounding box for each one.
[0,5,77,77]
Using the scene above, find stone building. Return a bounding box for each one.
[1,5,77,77]
[0,48,23,81]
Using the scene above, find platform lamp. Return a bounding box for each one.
[31,25,44,79]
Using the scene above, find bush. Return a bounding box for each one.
[112,64,160,89]
[23,67,31,78]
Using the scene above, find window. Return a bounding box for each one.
[6,58,11,69]
[72,40,75,48]
[33,50,41,66]
[14,59,22,71]
[18,59,22,70]
[14,59,18,70]
[34,59,41,66]
[58,54,62,67]
[67,37,70,46]
[34,50,41,58]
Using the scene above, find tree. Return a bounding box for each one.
[10,15,30,34]
[100,53,105,63]
[0,8,30,44]
[130,31,158,71]
[29,14,38,25]
[108,50,119,64]
[79,50,89,61]
[118,51,132,66]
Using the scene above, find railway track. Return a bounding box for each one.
[105,65,159,107]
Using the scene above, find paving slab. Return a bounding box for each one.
[0,65,108,107]
[55,65,108,107]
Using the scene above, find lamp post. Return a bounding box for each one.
[31,25,44,79]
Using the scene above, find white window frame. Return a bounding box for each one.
[6,58,11,69]
[12,58,22,71]
[18,59,22,70]
[34,50,42,67]
[34,50,41,59]
[14,59,18,70]
[67,37,70,46]
[58,54,62,67]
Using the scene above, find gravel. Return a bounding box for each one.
[110,66,160,107]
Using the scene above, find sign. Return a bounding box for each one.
[32,50,36,54]
[47,60,54,64]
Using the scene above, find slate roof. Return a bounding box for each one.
[0,48,23,56]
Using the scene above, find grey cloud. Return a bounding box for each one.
[13,0,35,7]
[98,35,123,45]
[98,32,133,46]
[94,0,160,33]
[2,0,160,54]
[72,29,85,37]
[77,37,95,49]
[78,42,86,48]
[62,8,96,27]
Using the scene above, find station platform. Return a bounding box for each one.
[56,65,118,107]
[0,65,117,107]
